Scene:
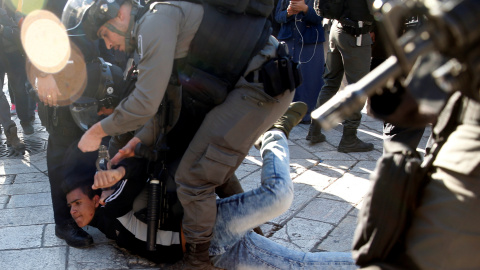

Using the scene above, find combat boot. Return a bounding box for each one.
[306,120,326,143]
[337,128,374,153]
[254,102,307,150]
[165,241,222,270]
[5,124,26,152]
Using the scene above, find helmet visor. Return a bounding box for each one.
[70,96,101,132]
[61,0,95,32]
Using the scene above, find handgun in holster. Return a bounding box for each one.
[261,41,302,97]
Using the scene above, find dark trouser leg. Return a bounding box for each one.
[215,174,243,198]
[47,131,93,248]
[307,39,344,143]
[0,77,15,129]
[383,123,426,155]
[5,52,35,134]
[47,134,80,225]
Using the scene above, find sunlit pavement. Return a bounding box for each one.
[0,84,431,269]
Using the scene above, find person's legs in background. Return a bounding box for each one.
[307,25,344,143]
[308,22,374,152]
[286,39,325,124]
[5,51,36,135]
[0,71,25,152]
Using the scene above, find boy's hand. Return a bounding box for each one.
[93,166,126,190]
[99,189,115,206]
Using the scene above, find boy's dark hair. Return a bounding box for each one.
[65,178,102,199]
[62,139,104,198]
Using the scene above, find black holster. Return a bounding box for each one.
[261,41,302,97]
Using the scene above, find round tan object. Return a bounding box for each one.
[21,9,71,74]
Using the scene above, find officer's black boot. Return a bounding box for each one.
[337,128,374,153]
[5,124,26,152]
[306,120,326,143]
[165,241,222,270]
[55,220,93,248]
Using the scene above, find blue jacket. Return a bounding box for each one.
[275,0,325,44]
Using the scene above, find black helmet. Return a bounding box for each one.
[62,0,127,40]
[70,57,127,131]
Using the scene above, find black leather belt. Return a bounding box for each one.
[339,24,372,36]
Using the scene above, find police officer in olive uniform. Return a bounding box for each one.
[62,0,299,268]
[350,0,480,268]
[307,0,375,153]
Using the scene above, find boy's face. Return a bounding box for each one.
[67,187,99,227]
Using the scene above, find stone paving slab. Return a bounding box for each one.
[0,205,54,227]
[0,175,15,185]
[68,244,130,270]
[297,197,355,224]
[318,173,371,204]
[0,247,67,270]
[0,158,41,174]
[10,172,49,184]
[0,195,8,207]
[270,217,335,253]
[0,224,44,250]
[317,213,358,252]
[0,181,51,196]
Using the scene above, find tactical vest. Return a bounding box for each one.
[314,0,373,22]
[139,0,274,107]
[343,0,373,22]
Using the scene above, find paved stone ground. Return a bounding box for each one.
[0,84,431,269]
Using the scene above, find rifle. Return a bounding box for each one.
[134,98,170,251]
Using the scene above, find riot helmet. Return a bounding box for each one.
[62,0,141,52]
[70,57,127,131]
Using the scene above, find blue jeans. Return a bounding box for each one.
[211,130,357,269]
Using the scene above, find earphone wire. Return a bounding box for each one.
[294,12,319,65]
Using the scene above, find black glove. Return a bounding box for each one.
[370,80,406,118]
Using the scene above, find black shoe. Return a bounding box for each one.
[20,121,34,135]
[55,222,93,248]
